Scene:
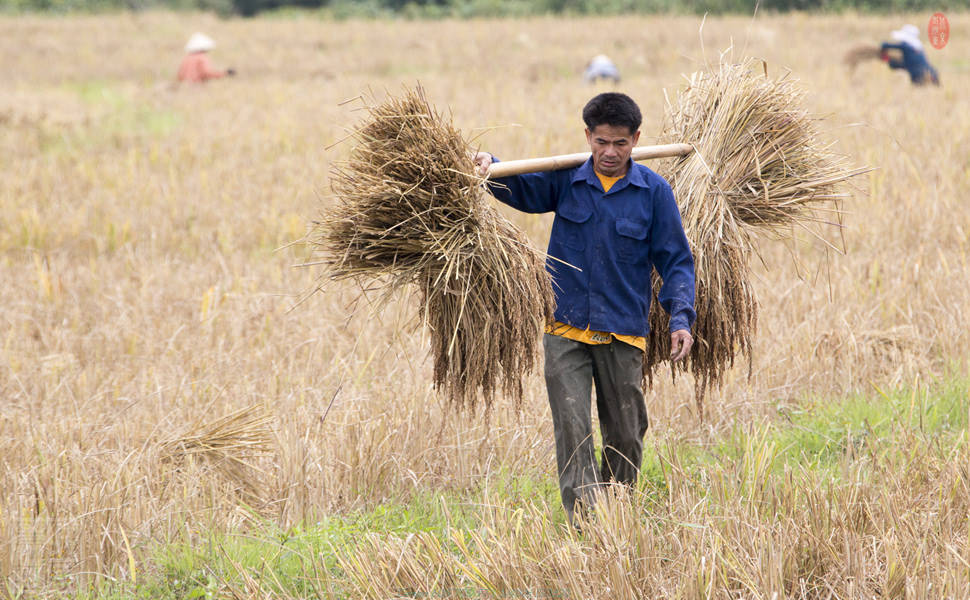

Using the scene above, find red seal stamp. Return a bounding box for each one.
[928,12,949,49]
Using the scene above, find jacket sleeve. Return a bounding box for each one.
[484,157,560,214]
[880,43,908,70]
[888,58,906,70]
[648,182,696,333]
[199,54,226,80]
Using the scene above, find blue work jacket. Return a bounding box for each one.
[488,157,696,337]
[881,42,939,85]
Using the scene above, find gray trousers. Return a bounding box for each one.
[543,333,648,524]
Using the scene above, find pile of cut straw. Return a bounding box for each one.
[648,59,866,411]
[312,87,554,409]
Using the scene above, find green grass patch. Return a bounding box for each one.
[36,81,179,157]
[112,472,559,599]
[772,375,967,465]
[82,376,969,599]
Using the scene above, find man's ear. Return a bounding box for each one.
[632,129,641,145]
[585,128,592,144]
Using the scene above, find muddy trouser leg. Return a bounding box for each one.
[591,341,648,485]
[544,334,601,525]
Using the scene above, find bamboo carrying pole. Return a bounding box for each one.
[486,143,693,178]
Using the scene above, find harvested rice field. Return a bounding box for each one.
[2,11,969,599]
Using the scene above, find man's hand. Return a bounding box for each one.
[473,152,492,176]
[670,329,693,362]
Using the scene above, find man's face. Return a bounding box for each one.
[585,124,640,177]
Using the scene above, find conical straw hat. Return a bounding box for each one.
[185,32,215,53]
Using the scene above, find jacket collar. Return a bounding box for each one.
[571,157,650,191]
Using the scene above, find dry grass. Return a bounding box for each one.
[1,10,969,597]
[324,428,970,599]
[310,87,554,409]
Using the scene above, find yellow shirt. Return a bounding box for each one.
[545,321,646,351]
[543,171,646,352]
[597,172,621,193]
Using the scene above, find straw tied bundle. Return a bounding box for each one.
[647,60,865,409]
[314,61,862,411]
[315,89,554,409]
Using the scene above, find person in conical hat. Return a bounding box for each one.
[177,33,236,84]
[583,54,621,85]
[880,24,939,86]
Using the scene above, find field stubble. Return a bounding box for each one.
[1,11,969,598]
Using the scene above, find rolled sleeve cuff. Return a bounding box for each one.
[669,317,690,334]
[667,305,695,334]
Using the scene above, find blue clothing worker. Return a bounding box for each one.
[881,24,940,86]
[583,54,621,85]
[474,93,696,525]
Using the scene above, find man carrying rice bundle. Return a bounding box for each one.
[474,93,696,525]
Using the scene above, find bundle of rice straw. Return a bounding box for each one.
[312,87,555,409]
[843,44,900,72]
[843,44,883,71]
[159,405,275,506]
[647,59,867,414]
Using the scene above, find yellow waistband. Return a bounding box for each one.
[545,321,646,351]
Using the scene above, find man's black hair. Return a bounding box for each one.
[582,93,642,134]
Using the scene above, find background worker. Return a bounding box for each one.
[474,93,696,525]
[177,32,236,84]
[881,24,939,86]
[583,54,621,85]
